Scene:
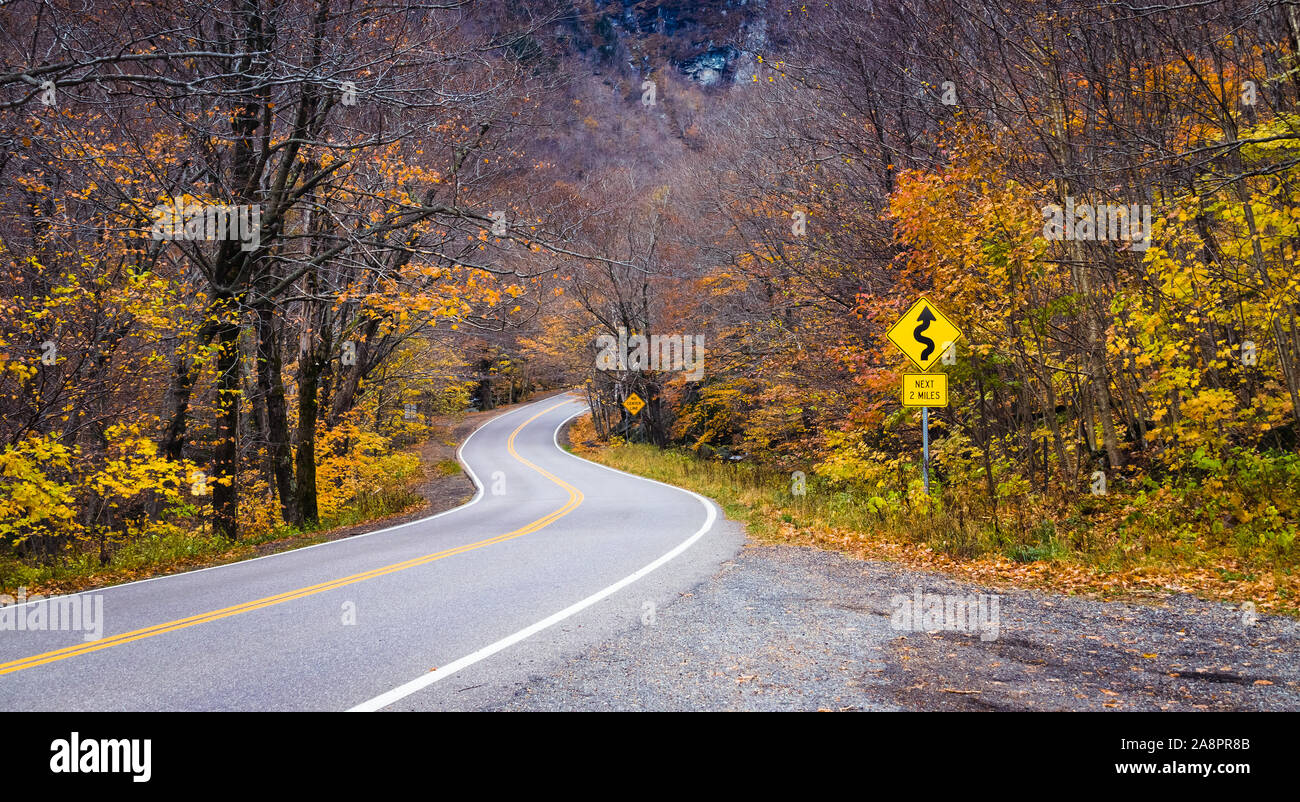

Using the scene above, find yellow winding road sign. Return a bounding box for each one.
[886,296,962,372]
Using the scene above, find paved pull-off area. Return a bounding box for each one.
[490,546,1300,711]
[2,393,1296,711]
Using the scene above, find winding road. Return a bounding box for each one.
[0,394,743,711]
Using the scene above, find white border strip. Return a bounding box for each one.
[348,405,719,712]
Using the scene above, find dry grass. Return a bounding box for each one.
[576,429,1299,616]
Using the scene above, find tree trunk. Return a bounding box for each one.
[294,344,324,528]
[256,305,298,524]
[211,315,241,539]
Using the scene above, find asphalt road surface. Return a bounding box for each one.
[0,394,744,711]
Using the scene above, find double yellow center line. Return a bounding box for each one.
[0,399,582,677]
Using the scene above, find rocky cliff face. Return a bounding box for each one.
[566,0,770,86]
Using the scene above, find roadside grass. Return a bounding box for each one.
[0,476,425,597]
[431,458,463,477]
[571,429,1298,616]
[0,396,562,597]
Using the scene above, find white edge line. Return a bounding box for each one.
[348,404,719,712]
[0,399,550,611]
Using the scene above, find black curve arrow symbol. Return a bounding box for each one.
[913,306,936,361]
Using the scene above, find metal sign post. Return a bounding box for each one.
[921,406,930,494]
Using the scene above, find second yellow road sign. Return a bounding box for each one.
[622,393,645,415]
[902,373,948,407]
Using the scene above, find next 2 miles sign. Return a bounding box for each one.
[902,373,948,407]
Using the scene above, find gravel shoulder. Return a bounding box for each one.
[490,542,1300,711]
